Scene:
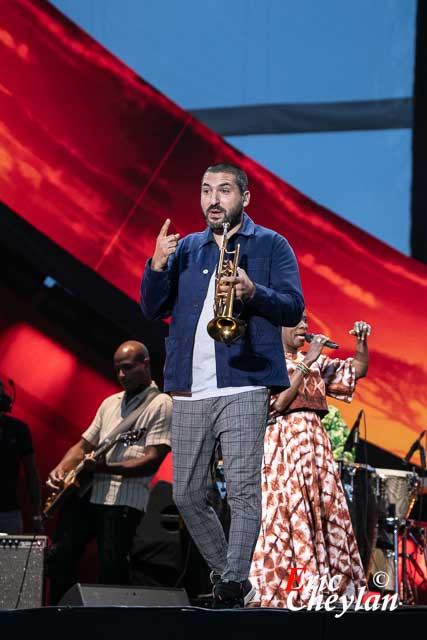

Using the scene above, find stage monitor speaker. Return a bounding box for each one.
[58,583,190,607]
[130,481,212,598]
[0,535,48,609]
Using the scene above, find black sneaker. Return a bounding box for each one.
[212,580,243,609]
[212,579,255,609]
[242,579,256,606]
[209,570,221,586]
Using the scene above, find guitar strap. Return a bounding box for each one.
[102,382,162,445]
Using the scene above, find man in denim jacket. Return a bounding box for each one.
[141,162,304,607]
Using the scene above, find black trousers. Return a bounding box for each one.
[47,493,142,605]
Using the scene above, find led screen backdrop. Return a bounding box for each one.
[0,284,173,502]
[1,0,426,460]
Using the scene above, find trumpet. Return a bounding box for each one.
[207,222,246,344]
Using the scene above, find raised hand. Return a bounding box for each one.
[151,219,180,271]
[349,321,371,379]
[349,320,371,341]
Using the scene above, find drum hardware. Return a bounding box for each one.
[343,410,363,457]
[340,461,379,578]
[370,515,410,603]
[413,523,427,568]
[340,462,425,603]
[340,459,426,604]
[401,521,427,604]
[382,512,401,599]
[419,476,427,493]
[371,467,420,604]
[370,515,427,604]
[397,519,427,604]
[400,524,417,604]
[375,467,420,520]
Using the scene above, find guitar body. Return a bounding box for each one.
[43,466,93,518]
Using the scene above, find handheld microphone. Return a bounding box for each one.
[343,409,364,452]
[305,333,339,349]
[402,430,426,466]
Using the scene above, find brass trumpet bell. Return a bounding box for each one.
[207,316,246,344]
[207,221,246,344]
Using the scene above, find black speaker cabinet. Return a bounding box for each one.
[0,535,48,609]
[58,583,190,607]
[130,480,183,586]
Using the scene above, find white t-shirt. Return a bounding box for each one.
[174,272,264,401]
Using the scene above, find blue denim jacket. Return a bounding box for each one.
[140,214,304,393]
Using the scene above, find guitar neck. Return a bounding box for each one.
[94,436,116,458]
[70,436,117,477]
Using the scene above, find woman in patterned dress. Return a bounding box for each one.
[249,312,371,607]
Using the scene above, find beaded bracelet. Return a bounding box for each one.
[296,362,310,376]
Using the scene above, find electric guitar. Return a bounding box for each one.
[43,427,145,519]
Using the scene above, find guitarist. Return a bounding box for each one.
[46,341,172,605]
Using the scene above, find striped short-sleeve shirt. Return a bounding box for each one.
[82,382,172,512]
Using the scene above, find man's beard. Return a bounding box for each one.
[203,203,244,231]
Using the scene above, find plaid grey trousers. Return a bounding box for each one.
[172,388,269,583]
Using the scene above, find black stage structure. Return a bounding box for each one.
[0,603,426,639]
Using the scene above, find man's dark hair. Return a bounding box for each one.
[204,163,248,194]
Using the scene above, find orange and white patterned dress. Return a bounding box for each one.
[249,351,366,607]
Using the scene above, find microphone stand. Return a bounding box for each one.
[417,436,426,530]
[402,430,426,467]
[343,410,363,463]
[399,432,426,603]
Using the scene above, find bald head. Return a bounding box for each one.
[113,341,151,396]
[114,340,149,362]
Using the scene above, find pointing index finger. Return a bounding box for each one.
[159,218,171,237]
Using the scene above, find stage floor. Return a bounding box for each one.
[0,605,426,639]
